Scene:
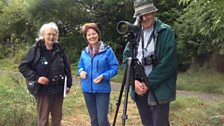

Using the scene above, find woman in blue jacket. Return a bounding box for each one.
[78,23,119,126]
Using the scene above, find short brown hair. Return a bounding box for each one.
[81,23,101,41]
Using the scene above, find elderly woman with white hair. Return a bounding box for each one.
[19,22,72,126]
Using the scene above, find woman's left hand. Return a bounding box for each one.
[66,87,70,94]
[93,75,104,84]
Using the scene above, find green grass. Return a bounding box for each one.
[111,68,125,83]
[1,57,224,125]
[0,71,36,126]
[170,97,224,126]
[0,46,29,71]
[0,70,224,126]
[177,70,224,94]
[111,68,224,94]
[62,88,224,126]
[2,53,224,94]
[0,59,19,71]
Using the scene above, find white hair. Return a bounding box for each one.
[36,22,59,42]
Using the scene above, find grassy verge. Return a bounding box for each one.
[177,70,224,94]
[112,68,224,94]
[0,71,224,125]
[2,56,224,94]
[0,59,19,71]
[1,57,224,125]
[0,71,36,126]
[62,87,224,126]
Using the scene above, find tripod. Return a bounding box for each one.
[112,32,159,126]
[112,32,139,126]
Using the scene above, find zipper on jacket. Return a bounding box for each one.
[90,57,93,92]
[97,60,99,73]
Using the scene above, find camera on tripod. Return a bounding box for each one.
[116,21,140,35]
[142,54,157,66]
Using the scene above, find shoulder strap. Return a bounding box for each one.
[32,39,48,69]
[31,44,40,69]
[56,43,68,72]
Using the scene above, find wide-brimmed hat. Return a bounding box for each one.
[133,0,158,18]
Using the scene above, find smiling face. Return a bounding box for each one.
[43,28,57,49]
[140,12,155,29]
[86,28,99,46]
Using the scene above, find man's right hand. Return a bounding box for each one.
[134,80,149,96]
[37,76,49,85]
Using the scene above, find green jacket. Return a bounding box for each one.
[123,18,177,103]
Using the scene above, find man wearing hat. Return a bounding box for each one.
[123,0,177,125]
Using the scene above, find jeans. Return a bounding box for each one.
[135,93,170,126]
[83,92,110,126]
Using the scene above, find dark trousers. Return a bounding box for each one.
[83,92,110,126]
[135,93,170,126]
[37,94,64,126]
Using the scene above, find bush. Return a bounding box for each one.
[0,71,36,126]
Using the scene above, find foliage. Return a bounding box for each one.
[0,71,36,126]
[0,0,31,58]
[24,0,88,63]
[3,0,224,70]
[175,0,224,65]
[154,0,184,27]
[0,0,183,64]
[22,0,134,63]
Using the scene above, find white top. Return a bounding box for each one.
[136,27,155,76]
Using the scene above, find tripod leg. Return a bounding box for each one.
[121,58,133,126]
[113,58,133,126]
[112,66,128,126]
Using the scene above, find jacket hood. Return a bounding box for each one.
[35,39,62,53]
[85,41,109,54]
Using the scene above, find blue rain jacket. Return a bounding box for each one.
[78,42,119,93]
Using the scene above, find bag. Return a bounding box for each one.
[27,81,40,97]
[27,44,40,97]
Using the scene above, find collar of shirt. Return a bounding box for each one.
[142,26,153,33]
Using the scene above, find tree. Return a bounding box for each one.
[175,0,224,67]
[24,0,135,62]
[0,0,184,64]
[0,0,30,58]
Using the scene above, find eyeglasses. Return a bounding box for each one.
[45,33,57,37]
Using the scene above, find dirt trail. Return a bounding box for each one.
[4,69,224,102]
[109,82,224,102]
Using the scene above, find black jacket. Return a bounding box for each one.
[19,40,72,95]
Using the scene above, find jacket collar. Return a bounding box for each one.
[36,39,61,54]
[85,41,109,54]
[154,17,168,33]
